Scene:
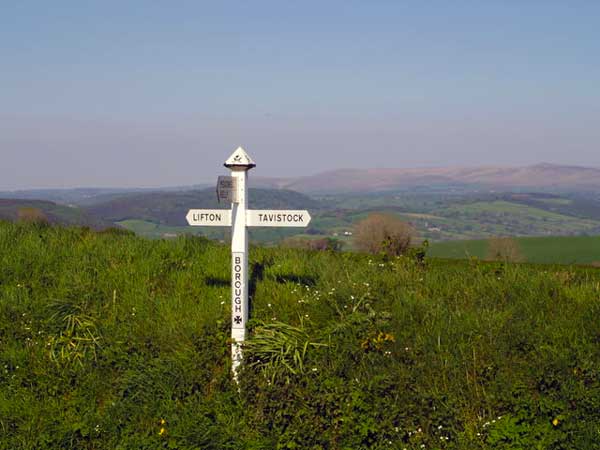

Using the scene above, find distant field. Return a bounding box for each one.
[440,200,600,236]
[6,188,600,247]
[0,199,111,228]
[429,235,600,265]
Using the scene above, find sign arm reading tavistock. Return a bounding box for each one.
[185,147,311,381]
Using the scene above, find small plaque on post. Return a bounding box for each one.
[216,176,238,203]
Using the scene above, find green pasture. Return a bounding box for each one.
[442,201,600,234]
[1,221,600,448]
[429,235,600,265]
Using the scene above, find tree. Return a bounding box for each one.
[486,236,524,263]
[353,213,415,256]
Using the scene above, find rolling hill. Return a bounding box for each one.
[0,185,211,206]
[254,163,600,194]
[84,188,325,227]
[0,199,111,228]
[5,163,600,202]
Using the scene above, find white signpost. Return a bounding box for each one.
[186,147,311,379]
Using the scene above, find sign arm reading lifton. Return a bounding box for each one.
[185,147,311,381]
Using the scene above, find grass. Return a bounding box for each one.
[428,239,489,260]
[429,235,600,265]
[1,221,600,448]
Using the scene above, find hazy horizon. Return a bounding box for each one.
[2,2,599,190]
[2,158,599,192]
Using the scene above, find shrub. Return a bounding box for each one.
[486,236,524,262]
[17,207,49,225]
[353,213,415,256]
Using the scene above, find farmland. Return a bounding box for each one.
[3,186,600,254]
[104,190,600,246]
[429,235,600,265]
[0,199,110,229]
[1,221,599,448]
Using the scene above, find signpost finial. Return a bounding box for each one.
[224,146,256,170]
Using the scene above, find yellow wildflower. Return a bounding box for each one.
[159,427,166,436]
[552,418,559,427]
[160,418,166,425]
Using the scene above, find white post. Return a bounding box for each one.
[230,168,247,378]
[224,147,255,380]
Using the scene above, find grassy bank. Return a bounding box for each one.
[1,222,599,449]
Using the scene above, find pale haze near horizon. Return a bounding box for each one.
[1,1,599,190]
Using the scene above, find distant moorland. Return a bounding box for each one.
[252,162,600,194]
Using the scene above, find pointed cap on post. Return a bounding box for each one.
[224,147,256,170]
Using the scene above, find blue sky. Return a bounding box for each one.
[1,1,599,189]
